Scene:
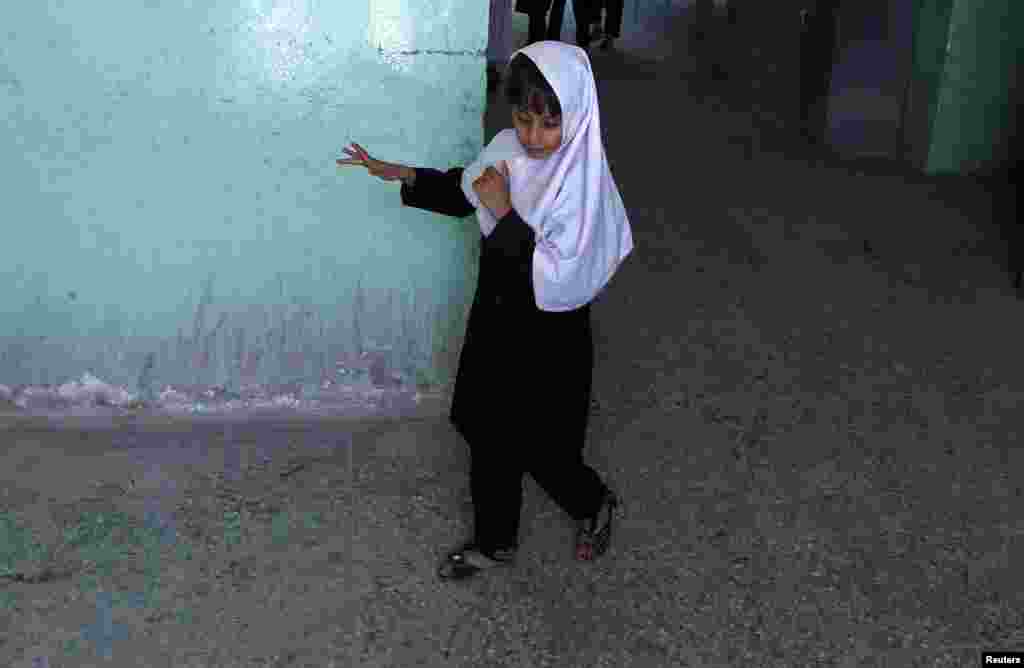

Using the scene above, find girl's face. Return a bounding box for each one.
[513,108,562,160]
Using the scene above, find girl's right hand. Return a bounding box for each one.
[336,143,409,182]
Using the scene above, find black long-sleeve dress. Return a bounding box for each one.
[400,166,603,550]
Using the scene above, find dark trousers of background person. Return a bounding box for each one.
[691,0,713,42]
[595,0,624,39]
[516,0,594,47]
[1008,97,1023,294]
[798,1,839,144]
[690,0,732,86]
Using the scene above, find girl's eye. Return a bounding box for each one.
[518,116,559,129]
[520,118,561,129]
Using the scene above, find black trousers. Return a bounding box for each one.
[526,0,595,46]
[799,4,838,142]
[457,302,607,554]
[595,0,624,38]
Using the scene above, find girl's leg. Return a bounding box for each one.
[527,438,608,523]
[522,305,606,523]
[438,432,520,579]
[468,424,525,555]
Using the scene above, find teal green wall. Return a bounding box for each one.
[0,1,490,398]
[921,0,1022,174]
[909,0,956,163]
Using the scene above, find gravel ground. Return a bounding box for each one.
[2,6,1022,668]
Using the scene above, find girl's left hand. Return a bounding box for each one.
[472,161,513,219]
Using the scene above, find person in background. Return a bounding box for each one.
[589,0,605,41]
[515,0,594,52]
[487,0,515,93]
[798,0,839,145]
[337,41,633,581]
[691,0,713,43]
[592,0,623,51]
[690,0,732,85]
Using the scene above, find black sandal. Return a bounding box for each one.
[575,490,619,562]
[437,541,516,581]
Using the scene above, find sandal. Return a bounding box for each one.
[437,541,516,581]
[575,490,619,562]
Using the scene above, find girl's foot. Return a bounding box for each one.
[437,541,516,581]
[575,490,619,561]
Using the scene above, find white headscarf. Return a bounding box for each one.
[460,41,634,312]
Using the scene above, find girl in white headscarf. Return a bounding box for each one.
[338,41,632,581]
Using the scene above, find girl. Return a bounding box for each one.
[337,41,633,580]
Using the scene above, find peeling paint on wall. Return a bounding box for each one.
[0,270,471,417]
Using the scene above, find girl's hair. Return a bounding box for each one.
[502,53,562,118]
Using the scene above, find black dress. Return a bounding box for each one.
[400,166,607,554]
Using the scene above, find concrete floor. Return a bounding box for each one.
[2,7,1022,668]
